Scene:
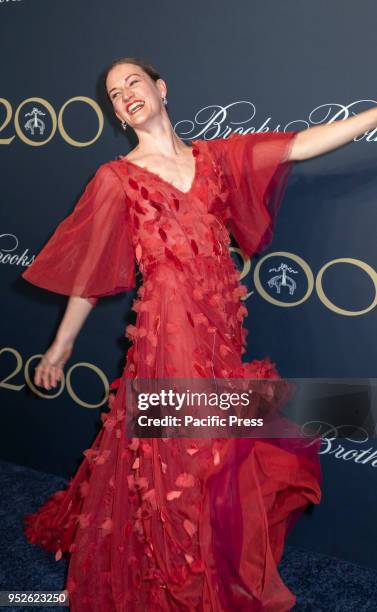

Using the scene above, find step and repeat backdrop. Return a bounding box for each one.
[1,0,377,569]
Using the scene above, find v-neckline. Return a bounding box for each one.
[118,139,200,197]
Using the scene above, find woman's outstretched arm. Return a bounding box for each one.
[288,106,377,161]
[34,296,96,390]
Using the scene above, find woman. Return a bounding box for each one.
[21,57,377,611]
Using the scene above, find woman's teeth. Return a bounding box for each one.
[128,102,145,114]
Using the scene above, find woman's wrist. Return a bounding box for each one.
[54,332,75,348]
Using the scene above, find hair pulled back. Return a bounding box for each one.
[104,56,161,100]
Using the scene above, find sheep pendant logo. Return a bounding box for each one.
[267,262,299,295]
[24,107,46,136]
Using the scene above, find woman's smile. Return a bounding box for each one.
[126,100,145,114]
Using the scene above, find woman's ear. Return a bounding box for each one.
[157,78,167,99]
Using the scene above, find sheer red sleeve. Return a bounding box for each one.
[21,163,135,305]
[211,131,298,257]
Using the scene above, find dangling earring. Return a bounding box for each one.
[121,120,127,131]
[162,96,168,106]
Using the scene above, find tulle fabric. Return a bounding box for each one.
[22,133,322,611]
[207,130,297,257]
[21,164,136,304]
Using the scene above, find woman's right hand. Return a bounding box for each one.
[34,338,74,390]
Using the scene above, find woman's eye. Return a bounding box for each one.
[111,80,139,100]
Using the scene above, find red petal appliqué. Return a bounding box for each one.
[166,490,182,501]
[150,201,163,212]
[128,178,139,190]
[134,201,147,214]
[164,247,184,272]
[186,311,195,327]
[190,239,199,255]
[176,472,195,487]
[142,219,156,234]
[210,227,222,255]
[140,186,149,199]
[135,243,142,262]
[183,519,197,537]
[100,517,113,533]
[109,377,121,390]
[158,227,168,242]
[194,363,207,377]
[172,198,180,211]
[191,559,205,573]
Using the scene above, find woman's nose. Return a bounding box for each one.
[122,89,133,102]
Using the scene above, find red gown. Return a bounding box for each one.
[21,132,322,611]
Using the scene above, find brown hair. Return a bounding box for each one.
[103,56,162,101]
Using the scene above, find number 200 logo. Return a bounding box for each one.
[0,97,103,147]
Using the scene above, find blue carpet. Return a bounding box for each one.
[0,458,376,611]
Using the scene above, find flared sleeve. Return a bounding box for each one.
[211,131,298,257]
[21,163,135,305]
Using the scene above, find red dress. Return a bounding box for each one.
[22,132,322,611]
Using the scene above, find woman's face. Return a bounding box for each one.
[106,63,166,129]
